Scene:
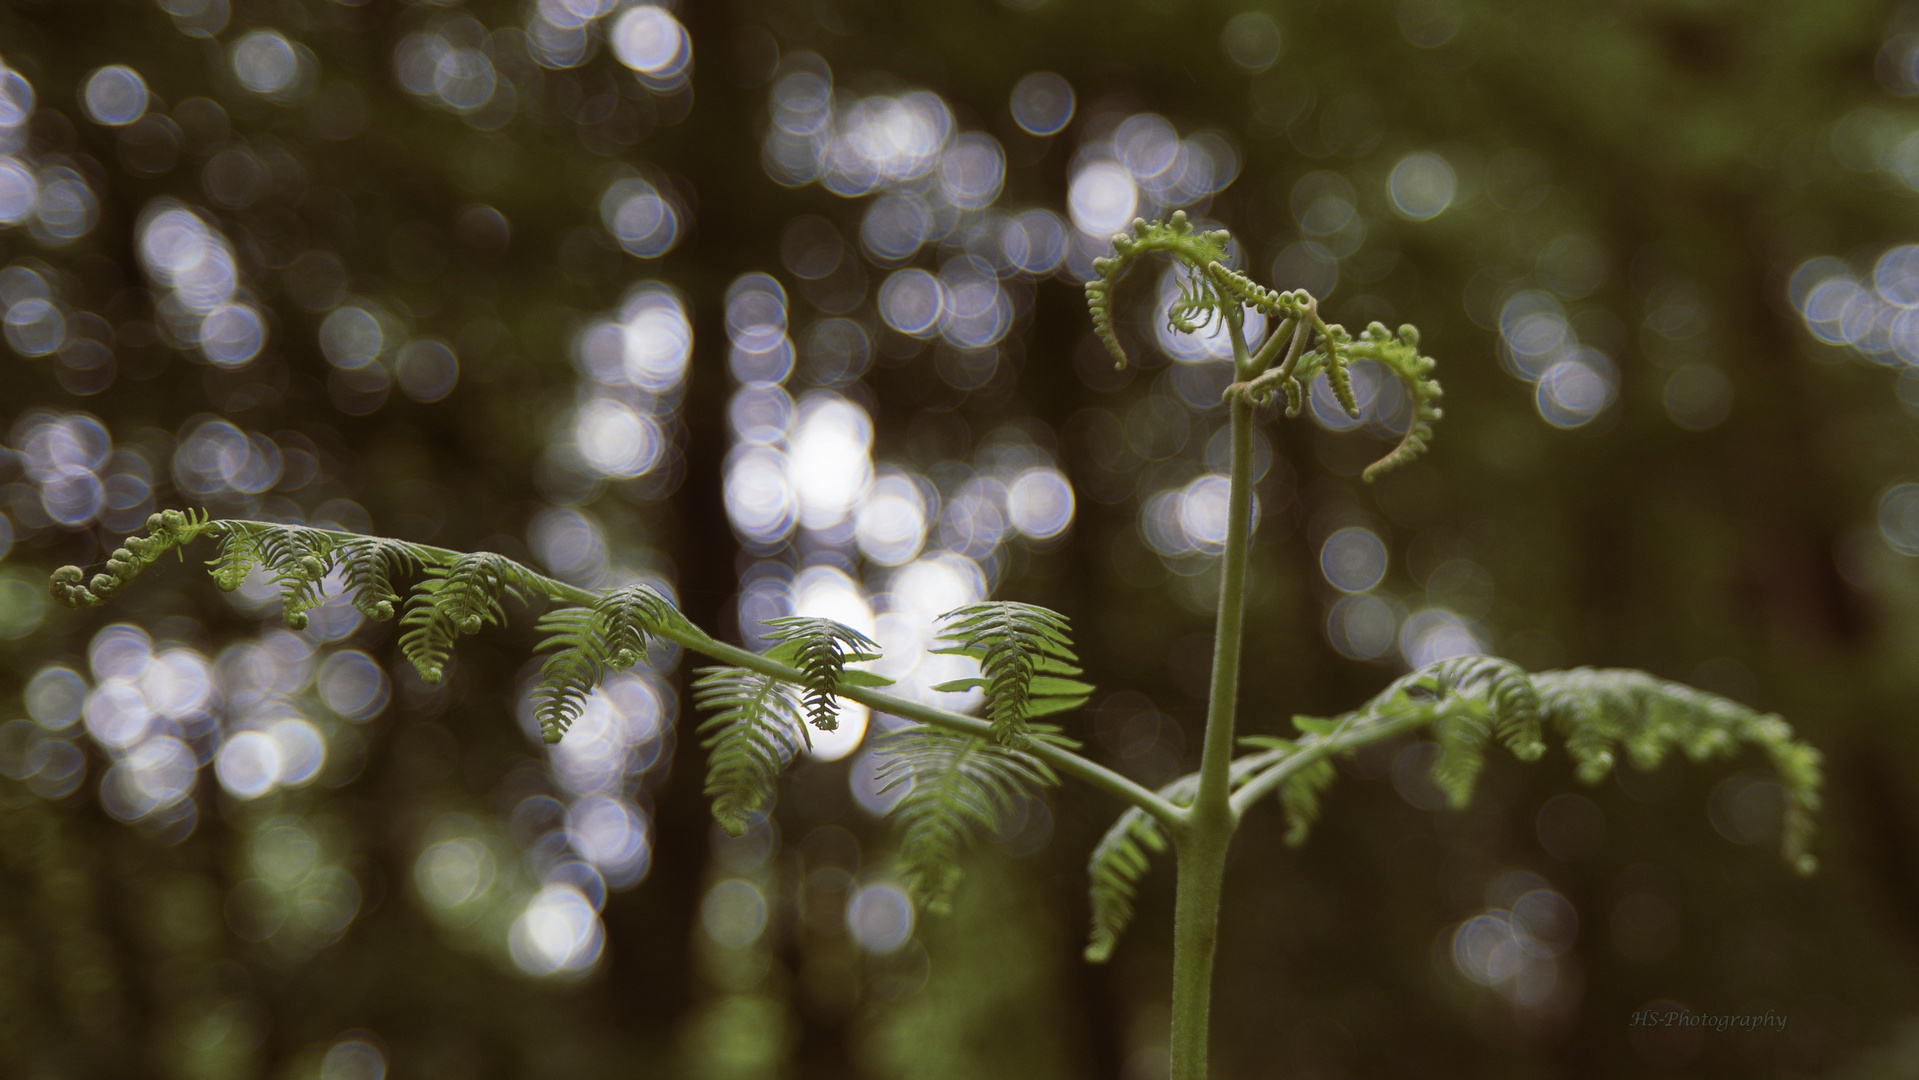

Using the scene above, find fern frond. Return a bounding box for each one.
[399,552,534,685]
[930,602,1093,747]
[1531,668,1823,873]
[1084,211,1234,369]
[693,666,810,835]
[335,535,431,621]
[50,509,220,610]
[256,525,339,630]
[878,724,1062,914]
[761,616,881,733]
[531,583,680,742]
[1346,322,1443,482]
[1242,657,1823,875]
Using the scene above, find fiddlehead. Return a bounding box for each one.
[1084,211,1234,370]
[49,508,221,610]
[1084,213,1440,483]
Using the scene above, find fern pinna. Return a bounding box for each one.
[759,616,883,732]
[928,602,1094,746]
[532,584,680,743]
[875,724,1064,914]
[692,667,810,835]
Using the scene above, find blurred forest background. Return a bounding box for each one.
[2,0,1918,1076]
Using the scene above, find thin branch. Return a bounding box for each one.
[1227,709,1434,818]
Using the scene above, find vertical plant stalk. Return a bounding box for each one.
[1167,317,1260,1080]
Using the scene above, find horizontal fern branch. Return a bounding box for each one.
[49,513,1184,829]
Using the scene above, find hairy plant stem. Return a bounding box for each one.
[1168,321,1260,1080]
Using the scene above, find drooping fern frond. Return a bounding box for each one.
[1240,656,1822,873]
[399,552,536,685]
[878,724,1063,914]
[49,509,221,610]
[1084,804,1167,963]
[1084,211,1233,370]
[531,583,681,743]
[929,602,1094,747]
[760,616,882,732]
[692,666,810,835]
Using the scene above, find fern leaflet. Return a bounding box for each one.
[693,667,810,835]
[878,724,1063,914]
[761,616,882,732]
[531,583,679,743]
[929,601,1094,746]
[1243,656,1822,873]
[399,552,534,685]
[335,535,431,621]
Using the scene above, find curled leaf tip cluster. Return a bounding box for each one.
[50,508,217,610]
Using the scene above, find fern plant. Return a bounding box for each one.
[49,212,1822,1080]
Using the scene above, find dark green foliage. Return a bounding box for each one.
[398,553,537,686]
[760,616,882,732]
[531,584,680,743]
[929,602,1093,746]
[878,725,1062,913]
[692,667,811,835]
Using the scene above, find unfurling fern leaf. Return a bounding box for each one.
[930,602,1094,746]
[1242,656,1823,874]
[399,552,534,685]
[50,509,219,610]
[878,724,1062,914]
[693,667,810,835]
[256,525,338,630]
[1084,211,1234,370]
[761,616,882,732]
[1342,322,1443,482]
[532,583,680,743]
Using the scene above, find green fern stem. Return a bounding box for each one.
[1166,317,1262,1080]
